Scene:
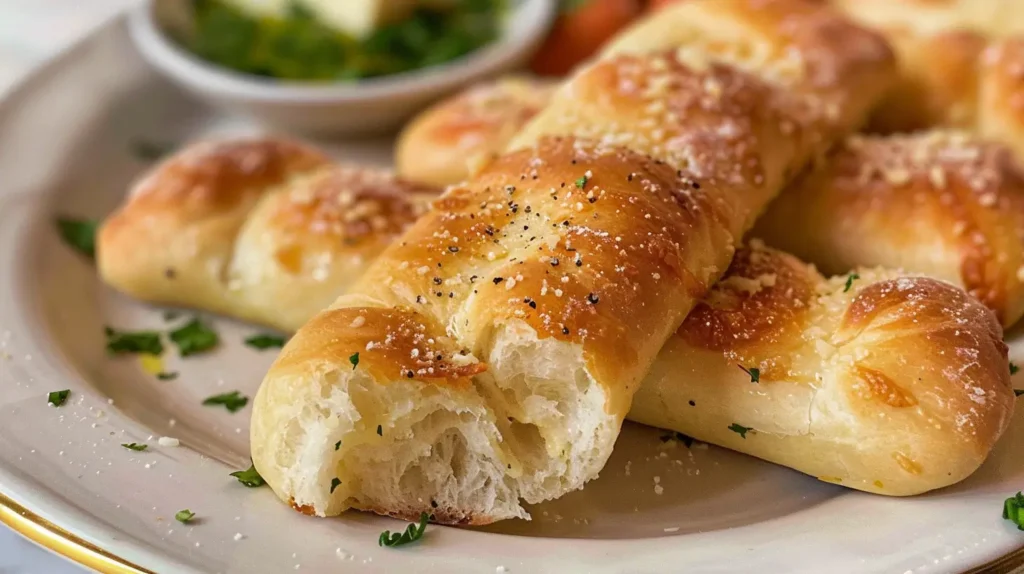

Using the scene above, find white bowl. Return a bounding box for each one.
[127,0,556,136]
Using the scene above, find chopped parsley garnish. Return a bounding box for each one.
[660,431,694,448]
[376,425,383,436]
[728,423,752,439]
[131,140,176,161]
[202,391,248,413]
[174,509,195,524]
[230,463,266,487]
[349,352,360,370]
[156,372,178,381]
[335,440,341,451]
[330,477,342,494]
[738,365,760,383]
[1011,362,1020,375]
[245,334,286,350]
[105,327,164,355]
[575,175,588,189]
[1003,492,1024,530]
[121,443,148,451]
[1015,389,1024,397]
[379,512,429,547]
[47,389,70,407]
[169,317,219,357]
[843,273,860,293]
[55,218,99,259]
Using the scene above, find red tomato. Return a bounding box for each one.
[529,0,642,77]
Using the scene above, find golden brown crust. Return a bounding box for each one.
[830,1,1024,156]
[104,138,332,227]
[603,0,896,110]
[273,306,482,387]
[395,76,558,187]
[832,0,1024,39]
[835,275,1012,451]
[867,29,987,132]
[978,37,1024,159]
[677,244,818,381]
[755,131,1024,326]
[630,247,1014,496]
[357,134,736,409]
[98,138,437,332]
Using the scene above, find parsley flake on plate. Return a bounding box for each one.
[156,372,178,381]
[1003,492,1024,530]
[379,512,429,548]
[330,477,342,494]
[174,509,195,524]
[334,440,341,451]
[55,218,99,259]
[105,327,164,356]
[377,425,383,436]
[121,442,148,451]
[230,462,266,487]
[170,318,219,357]
[1011,362,1020,376]
[202,391,248,413]
[47,389,70,407]
[738,365,760,383]
[349,352,360,370]
[843,273,860,293]
[244,334,286,350]
[575,175,588,189]
[728,423,753,439]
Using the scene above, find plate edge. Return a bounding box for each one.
[0,490,153,574]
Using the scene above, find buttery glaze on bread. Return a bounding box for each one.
[828,0,1024,153]
[630,242,1015,496]
[395,76,558,187]
[251,0,895,525]
[755,131,1024,327]
[98,139,436,332]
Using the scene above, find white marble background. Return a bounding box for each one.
[0,4,137,572]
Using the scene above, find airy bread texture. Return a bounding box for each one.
[395,76,558,187]
[829,0,1024,156]
[251,0,895,525]
[755,131,1024,326]
[630,242,1015,496]
[98,138,436,332]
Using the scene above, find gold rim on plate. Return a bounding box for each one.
[0,486,1022,573]
[0,490,151,574]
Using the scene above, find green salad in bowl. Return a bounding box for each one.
[179,0,506,82]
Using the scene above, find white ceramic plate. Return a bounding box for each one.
[1,16,1024,574]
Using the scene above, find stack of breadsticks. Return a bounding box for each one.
[97,0,1020,525]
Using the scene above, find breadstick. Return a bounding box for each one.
[829,0,1024,158]
[98,139,436,332]
[251,0,895,525]
[395,76,558,187]
[630,242,1015,496]
[754,131,1024,327]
